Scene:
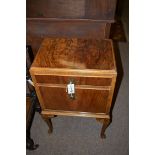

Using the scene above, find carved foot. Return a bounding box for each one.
[96,118,110,139]
[26,136,39,150]
[42,115,54,134]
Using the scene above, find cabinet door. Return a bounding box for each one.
[36,84,110,113]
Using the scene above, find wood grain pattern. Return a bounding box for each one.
[27,0,117,20]
[26,0,117,56]
[27,0,118,138]
[85,0,117,20]
[30,67,116,78]
[32,38,116,71]
[30,38,117,116]
[42,110,110,119]
[35,75,112,86]
[30,38,117,138]
[106,76,117,113]
[37,84,110,113]
[26,21,111,55]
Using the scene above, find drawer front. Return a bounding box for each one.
[37,84,110,113]
[35,75,112,86]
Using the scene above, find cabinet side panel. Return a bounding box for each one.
[30,72,46,110]
[105,76,117,113]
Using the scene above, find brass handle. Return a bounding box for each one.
[66,79,75,100]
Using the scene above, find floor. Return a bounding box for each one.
[27,2,129,154]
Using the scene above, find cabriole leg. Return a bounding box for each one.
[42,115,53,134]
[96,117,110,139]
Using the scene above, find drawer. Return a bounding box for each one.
[37,84,110,113]
[35,75,112,86]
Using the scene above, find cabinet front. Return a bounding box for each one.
[36,84,110,113]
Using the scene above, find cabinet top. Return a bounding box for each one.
[31,38,117,74]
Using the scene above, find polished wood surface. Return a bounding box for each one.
[31,38,116,71]
[30,67,116,79]
[35,75,112,86]
[27,0,118,139]
[27,0,117,20]
[30,38,117,138]
[100,118,110,138]
[27,21,111,55]
[26,0,117,55]
[30,38,117,115]
[42,110,110,119]
[37,84,110,113]
[41,115,53,134]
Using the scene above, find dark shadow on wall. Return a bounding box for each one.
[115,0,129,19]
[109,0,129,120]
[110,41,124,119]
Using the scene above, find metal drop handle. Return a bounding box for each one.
[66,79,75,100]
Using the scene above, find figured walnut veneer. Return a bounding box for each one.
[30,38,117,138]
[35,75,112,86]
[26,0,117,55]
[31,38,115,70]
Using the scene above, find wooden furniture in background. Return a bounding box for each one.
[26,0,117,55]
[26,95,39,150]
[26,46,40,150]
[30,38,117,138]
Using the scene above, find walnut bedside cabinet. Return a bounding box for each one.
[30,38,117,138]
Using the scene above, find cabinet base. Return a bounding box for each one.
[41,110,110,139]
